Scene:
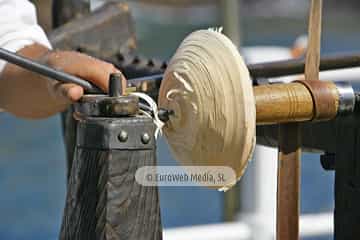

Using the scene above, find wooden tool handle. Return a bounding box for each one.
[255,83,314,125]
[254,81,339,125]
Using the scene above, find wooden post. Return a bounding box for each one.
[276,1,322,239]
[220,0,242,221]
[59,94,163,240]
[276,123,301,240]
[50,2,137,180]
[219,0,242,48]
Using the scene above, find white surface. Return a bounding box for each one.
[163,213,333,240]
[90,0,106,11]
[300,213,333,237]
[320,68,360,83]
[0,0,51,73]
[163,222,252,240]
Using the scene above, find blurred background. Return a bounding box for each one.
[1,0,360,239]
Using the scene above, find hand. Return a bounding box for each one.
[0,44,125,119]
[43,50,124,102]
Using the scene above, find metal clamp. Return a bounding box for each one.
[334,81,355,116]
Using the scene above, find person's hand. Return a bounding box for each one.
[0,43,126,119]
[43,50,123,102]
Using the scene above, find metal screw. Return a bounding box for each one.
[118,130,128,142]
[141,133,151,144]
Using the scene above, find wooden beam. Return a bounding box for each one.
[277,123,301,240]
[305,0,323,81]
[276,1,322,239]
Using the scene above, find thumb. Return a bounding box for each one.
[58,83,84,102]
[51,82,84,103]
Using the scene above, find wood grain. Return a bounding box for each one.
[254,83,314,125]
[277,123,301,240]
[305,0,323,81]
[276,1,322,239]
[59,148,162,240]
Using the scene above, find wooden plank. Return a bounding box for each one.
[305,0,323,81]
[276,1,322,239]
[277,123,301,240]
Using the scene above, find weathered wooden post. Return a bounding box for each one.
[59,74,162,240]
[50,2,139,180]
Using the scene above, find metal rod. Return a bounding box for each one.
[0,48,175,120]
[0,47,102,93]
[248,52,360,79]
[3,46,360,91]
[128,52,360,83]
[130,74,163,84]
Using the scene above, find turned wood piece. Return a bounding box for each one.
[255,83,313,125]
[254,81,339,125]
[159,30,256,188]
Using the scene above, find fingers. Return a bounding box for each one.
[48,81,84,105]
[45,51,123,92]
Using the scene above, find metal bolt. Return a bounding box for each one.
[118,130,128,142]
[141,133,151,144]
[109,72,124,97]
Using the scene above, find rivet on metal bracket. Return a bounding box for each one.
[141,133,151,144]
[118,130,128,142]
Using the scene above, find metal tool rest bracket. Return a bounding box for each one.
[59,75,163,240]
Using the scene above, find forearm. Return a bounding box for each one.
[0,44,69,119]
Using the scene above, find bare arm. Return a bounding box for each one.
[0,0,124,119]
[0,43,121,119]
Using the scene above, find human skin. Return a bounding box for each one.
[0,43,125,119]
